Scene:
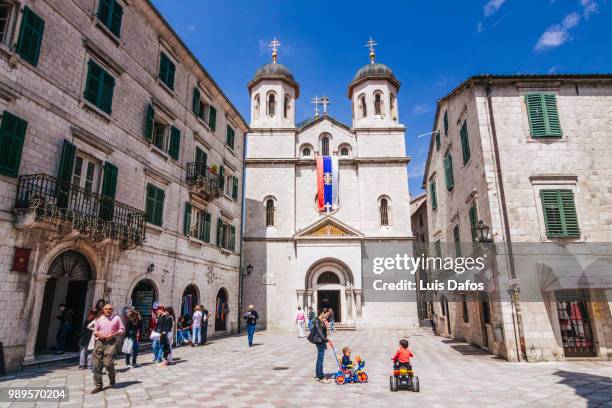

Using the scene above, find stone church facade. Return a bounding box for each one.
[242,48,417,330]
[0,0,246,372]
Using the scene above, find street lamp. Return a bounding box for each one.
[476,220,493,243]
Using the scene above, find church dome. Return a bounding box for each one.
[352,62,396,83]
[253,62,295,82]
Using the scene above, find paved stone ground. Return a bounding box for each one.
[1,329,612,407]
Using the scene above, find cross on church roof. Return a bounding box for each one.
[311,95,321,118]
[269,37,281,63]
[320,95,331,115]
[365,37,377,64]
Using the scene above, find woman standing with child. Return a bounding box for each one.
[307,309,333,383]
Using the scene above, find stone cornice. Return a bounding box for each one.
[82,37,125,76]
[71,125,115,155]
[246,157,410,165]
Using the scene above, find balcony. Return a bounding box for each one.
[14,174,146,249]
[186,162,223,200]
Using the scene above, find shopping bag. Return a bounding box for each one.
[121,338,133,354]
[149,331,161,340]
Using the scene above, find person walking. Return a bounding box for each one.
[78,309,96,369]
[150,305,163,363]
[124,309,141,368]
[191,306,202,346]
[307,309,333,383]
[55,304,74,354]
[328,307,335,332]
[157,307,172,366]
[166,307,176,362]
[307,306,316,331]
[243,305,259,347]
[201,305,209,344]
[91,304,124,394]
[295,306,306,338]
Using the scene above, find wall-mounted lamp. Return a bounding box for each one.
[246,264,254,276]
[147,263,155,274]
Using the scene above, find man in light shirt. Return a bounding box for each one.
[91,304,125,394]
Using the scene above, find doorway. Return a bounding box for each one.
[215,288,229,332]
[181,284,199,321]
[317,290,341,323]
[555,290,596,357]
[35,251,92,353]
[131,279,157,338]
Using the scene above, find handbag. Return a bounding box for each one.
[121,338,133,354]
[87,334,95,351]
[149,331,161,340]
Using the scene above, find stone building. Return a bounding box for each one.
[410,193,431,321]
[422,74,612,361]
[242,43,417,330]
[0,0,247,372]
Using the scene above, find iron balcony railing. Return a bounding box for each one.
[14,174,146,248]
[185,162,223,199]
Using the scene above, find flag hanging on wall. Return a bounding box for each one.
[316,155,339,213]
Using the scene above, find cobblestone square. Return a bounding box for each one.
[2,329,612,407]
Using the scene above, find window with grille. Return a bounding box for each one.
[265,199,275,226]
[380,198,389,226]
[321,137,329,156]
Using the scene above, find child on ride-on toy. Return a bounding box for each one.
[341,347,353,369]
[392,339,414,370]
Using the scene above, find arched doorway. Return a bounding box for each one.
[214,288,229,332]
[35,250,93,353]
[305,259,355,325]
[316,271,342,323]
[181,284,199,321]
[130,279,158,338]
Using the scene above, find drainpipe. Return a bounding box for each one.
[237,126,248,334]
[484,78,526,361]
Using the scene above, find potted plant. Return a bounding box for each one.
[210,164,218,174]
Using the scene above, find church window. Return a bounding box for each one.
[265,198,275,226]
[374,92,383,116]
[284,95,290,118]
[340,147,348,157]
[253,94,260,120]
[390,94,397,120]
[321,137,330,156]
[359,94,367,118]
[267,92,276,116]
[317,271,341,285]
[303,147,311,157]
[380,197,390,226]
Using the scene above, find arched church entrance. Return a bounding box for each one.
[305,260,355,325]
[181,284,199,320]
[215,288,229,332]
[316,271,342,323]
[130,279,158,338]
[35,250,93,353]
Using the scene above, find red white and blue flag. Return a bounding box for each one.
[316,155,339,213]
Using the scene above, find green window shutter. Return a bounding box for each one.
[100,70,115,114]
[469,205,478,242]
[443,111,449,136]
[216,217,223,246]
[203,212,211,242]
[543,94,562,137]
[109,0,123,37]
[444,154,454,191]
[145,184,154,224]
[84,60,114,114]
[209,106,217,131]
[56,139,76,208]
[526,94,547,137]
[195,147,207,168]
[232,176,238,200]
[541,190,579,238]
[453,225,461,257]
[434,240,442,258]
[144,103,155,141]
[192,88,201,116]
[183,202,192,236]
[226,126,235,150]
[169,126,181,160]
[0,111,28,177]
[430,180,437,210]
[153,187,164,226]
[16,7,45,66]
[229,225,236,251]
[460,121,471,165]
[159,52,175,90]
[99,161,118,221]
[218,165,225,190]
[97,0,111,27]
[435,131,441,151]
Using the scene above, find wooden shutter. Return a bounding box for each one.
[144,103,155,141]
[100,70,115,114]
[203,211,211,242]
[145,184,156,224]
[195,147,207,168]
[460,121,471,165]
[109,0,123,37]
[469,205,478,242]
[443,111,449,135]
[435,131,440,151]
[192,87,201,117]
[169,126,181,160]
[84,60,102,106]
[434,240,442,258]
[226,126,235,149]
[209,106,217,131]
[0,111,28,177]
[543,94,562,137]
[216,217,223,246]
[99,161,118,221]
[232,176,238,200]
[159,53,168,85]
[56,139,76,208]
[183,202,192,236]
[541,190,579,238]
[453,225,461,257]
[218,165,225,189]
[430,180,437,210]
[229,225,236,251]
[97,0,111,26]
[154,187,164,226]
[444,154,454,191]
[526,93,561,138]
[16,7,45,66]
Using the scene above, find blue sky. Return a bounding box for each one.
[151,0,611,196]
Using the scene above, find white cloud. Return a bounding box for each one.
[412,105,431,115]
[581,0,598,18]
[484,0,507,17]
[186,24,196,33]
[534,12,581,51]
[476,22,485,33]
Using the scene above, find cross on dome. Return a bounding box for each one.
[311,95,321,117]
[269,37,281,63]
[365,37,377,64]
[320,95,331,115]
